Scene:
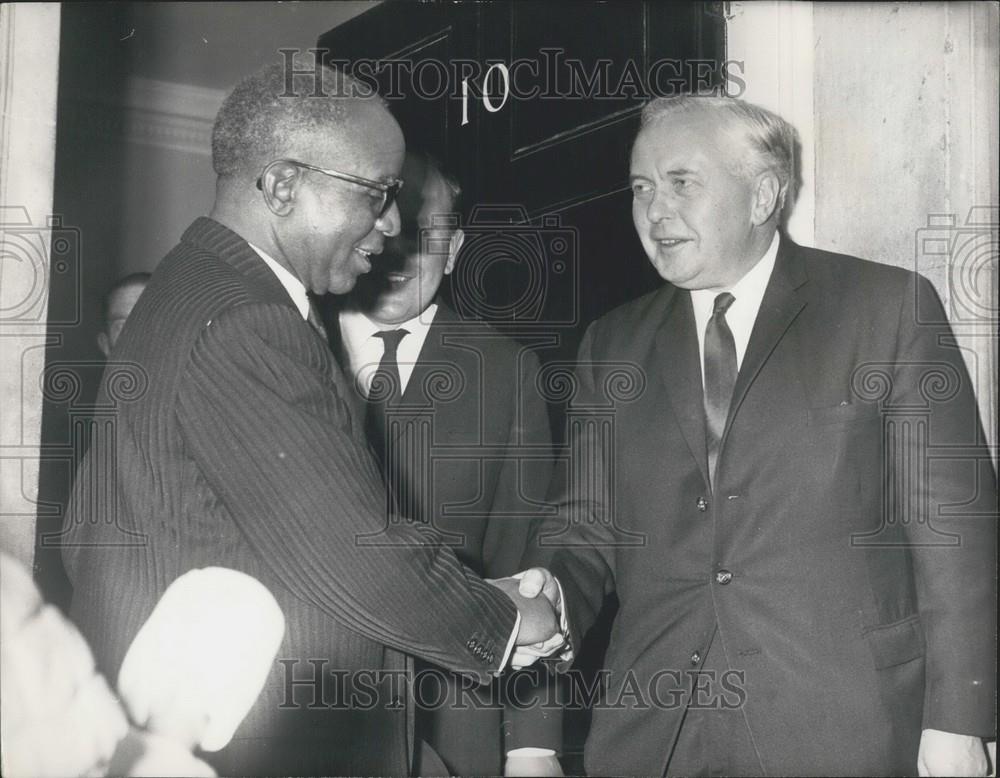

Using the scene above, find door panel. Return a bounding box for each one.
[318,1,723,333]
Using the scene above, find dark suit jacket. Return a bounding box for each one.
[527,237,997,776]
[328,302,558,774]
[61,218,518,776]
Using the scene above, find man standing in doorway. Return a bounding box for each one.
[519,95,996,776]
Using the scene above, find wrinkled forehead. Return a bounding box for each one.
[630,111,731,173]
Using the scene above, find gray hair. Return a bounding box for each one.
[211,60,384,180]
[639,95,800,214]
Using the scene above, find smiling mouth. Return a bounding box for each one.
[655,238,690,248]
[384,273,412,284]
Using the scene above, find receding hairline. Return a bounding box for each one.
[631,108,740,167]
[211,61,396,181]
[286,101,402,161]
[635,98,751,147]
[631,94,798,213]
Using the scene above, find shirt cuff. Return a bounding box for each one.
[507,747,557,757]
[554,578,569,639]
[495,610,521,675]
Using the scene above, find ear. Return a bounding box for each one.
[257,161,301,217]
[97,332,110,358]
[750,170,782,226]
[444,229,464,276]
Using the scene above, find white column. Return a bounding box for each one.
[811,1,998,453]
[0,3,61,567]
[726,0,815,246]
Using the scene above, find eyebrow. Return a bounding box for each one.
[629,167,700,181]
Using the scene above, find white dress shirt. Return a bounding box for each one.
[338,304,438,396]
[689,231,780,384]
[247,243,310,320]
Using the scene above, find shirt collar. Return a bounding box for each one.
[690,231,780,316]
[247,243,310,320]
[339,303,439,348]
[727,230,780,304]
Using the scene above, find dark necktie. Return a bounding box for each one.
[704,292,737,486]
[365,328,409,464]
[306,300,328,341]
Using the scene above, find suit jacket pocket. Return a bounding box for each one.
[863,614,926,669]
[807,402,880,427]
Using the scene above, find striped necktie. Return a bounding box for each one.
[704,292,736,486]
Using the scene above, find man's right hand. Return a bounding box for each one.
[516,567,561,610]
[510,567,573,669]
[488,577,559,645]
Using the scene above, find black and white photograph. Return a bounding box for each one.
[0,1,996,776]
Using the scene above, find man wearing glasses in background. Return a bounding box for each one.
[61,62,562,776]
[325,151,562,777]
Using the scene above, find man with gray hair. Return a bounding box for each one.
[61,62,561,776]
[518,95,995,775]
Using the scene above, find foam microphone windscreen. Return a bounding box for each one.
[117,567,285,752]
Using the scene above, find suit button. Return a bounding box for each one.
[690,651,702,665]
[487,652,495,664]
[696,497,708,512]
[467,638,478,650]
[715,570,733,585]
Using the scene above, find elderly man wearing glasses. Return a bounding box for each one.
[60,61,563,777]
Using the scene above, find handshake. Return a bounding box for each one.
[488,568,571,670]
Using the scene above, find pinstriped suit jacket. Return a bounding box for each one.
[62,217,517,776]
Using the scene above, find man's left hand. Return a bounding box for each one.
[505,749,564,777]
[917,729,988,777]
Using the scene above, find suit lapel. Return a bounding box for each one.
[389,303,453,447]
[654,286,711,489]
[326,317,368,422]
[325,312,349,372]
[724,236,809,438]
[399,307,449,408]
[183,217,298,312]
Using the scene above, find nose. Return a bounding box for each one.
[644,191,676,223]
[375,201,401,237]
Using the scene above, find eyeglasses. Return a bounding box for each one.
[256,159,404,219]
